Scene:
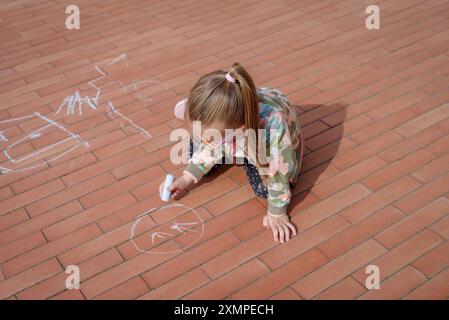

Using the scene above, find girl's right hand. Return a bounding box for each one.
[159,173,194,200]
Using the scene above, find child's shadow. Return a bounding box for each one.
[288,102,349,216]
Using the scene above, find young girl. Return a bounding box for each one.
[159,63,305,243]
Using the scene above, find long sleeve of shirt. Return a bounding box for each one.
[184,135,225,182]
[265,111,298,216]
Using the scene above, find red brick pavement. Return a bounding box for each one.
[0,0,449,300]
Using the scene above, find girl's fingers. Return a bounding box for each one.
[282,225,290,242]
[171,189,180,199]
[167,182,177,192]
[169,178,185,192]
[263,215,269,228]
[278,226,285,243]
[171,187,189,200]
[271,225,279,242]
[287,222,297,236]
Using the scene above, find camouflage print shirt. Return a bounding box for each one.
[184,87,304,216]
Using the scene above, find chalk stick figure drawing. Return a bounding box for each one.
[0,53,154,174]
[0,112,89,174]
[130,203,205,255]
[55,53,160,117]
[106,101,151,139]
[55,90,99,116]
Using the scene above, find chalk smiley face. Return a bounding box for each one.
[130,203,204,254]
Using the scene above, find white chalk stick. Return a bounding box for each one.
[161,174,174,202]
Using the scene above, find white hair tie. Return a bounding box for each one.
[225,72,236,83]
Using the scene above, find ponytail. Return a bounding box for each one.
[227,63,269,186]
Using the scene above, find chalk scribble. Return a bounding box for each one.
[0,53,156,174]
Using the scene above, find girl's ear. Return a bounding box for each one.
[174,98,187,120]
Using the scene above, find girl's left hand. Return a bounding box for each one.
[263,213,297,243]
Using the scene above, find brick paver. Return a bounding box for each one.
[1,0,448,300]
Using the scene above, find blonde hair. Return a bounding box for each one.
[186,62,269,186]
